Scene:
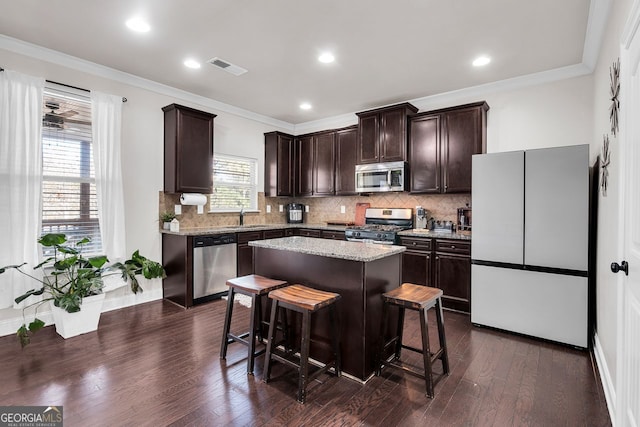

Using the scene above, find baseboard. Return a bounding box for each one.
[593,333,616,424]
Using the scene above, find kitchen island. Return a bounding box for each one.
[250,236,405,381]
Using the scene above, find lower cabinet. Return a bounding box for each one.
[237,231,263,277]
[400,236,471,313]
[321,230,346,240]
[298,228,322,238]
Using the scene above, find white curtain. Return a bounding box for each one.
[91,91,126,261]
[0,70,45,309]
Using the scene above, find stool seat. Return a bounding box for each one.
[227,274,288,295]
[383,283,443,309]
[220,274,289,374]
[269,284,340,312]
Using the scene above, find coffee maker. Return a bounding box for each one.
[286,203,303,224]
[457,206,472,231]
[414,206,428,229]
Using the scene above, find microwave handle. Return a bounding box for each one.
[387,170,392,187]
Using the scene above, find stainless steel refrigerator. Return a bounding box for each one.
[471,144,589,348]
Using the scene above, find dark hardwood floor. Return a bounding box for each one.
[0,298,611,426]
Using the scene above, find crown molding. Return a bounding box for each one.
[0,34,295,132]
[583,0,613,71]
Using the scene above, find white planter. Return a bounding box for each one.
[163,222,171,230]
[50,293,105,339]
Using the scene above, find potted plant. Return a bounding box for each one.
[0,233,165,347]
[160,211,176,230]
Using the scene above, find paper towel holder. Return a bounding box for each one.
[180,193,207,214]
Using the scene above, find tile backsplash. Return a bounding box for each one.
[159,191,469,229]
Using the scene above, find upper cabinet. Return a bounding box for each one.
[163,104,216,193]
[356,103,418,164]
[296,130,336,197]
[265,131,295,197]
[409,102,489,193]
[335,126,358,195]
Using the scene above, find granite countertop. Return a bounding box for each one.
[160,223,348,236]
[249,236,406,262]
[397,229,472,241]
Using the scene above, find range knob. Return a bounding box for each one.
[355,232,361,237]
[376,233,382,239]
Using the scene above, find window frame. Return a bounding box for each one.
[209,153,259,213]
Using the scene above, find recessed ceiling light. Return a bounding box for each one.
[318,52,335,64]
[299,103,312,110]
[184,59,201,69]
[473,56,491,67]
[126,17,150,33]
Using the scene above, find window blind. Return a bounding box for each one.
[41,84,102,255]
[210,155,257,211]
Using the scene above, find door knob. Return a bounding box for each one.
[610,261,629,276]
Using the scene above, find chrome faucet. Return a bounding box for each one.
[239,207,244,226]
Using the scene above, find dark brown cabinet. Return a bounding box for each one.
[434,240,471,313]
[296,131,336,197]
[298,229,322,238]
[296,135,314,196]
[265,131,295,197]
[335,126,358,195]
[409,102,488,194]
[237,231,263,277]
[162,233,194,307]
[356,103,418,164]
[399,236,471,313]
[321,230,346,240]
[163,104,215,193]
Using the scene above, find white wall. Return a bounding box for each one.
[589,0,633,411]
[0,47,289,334]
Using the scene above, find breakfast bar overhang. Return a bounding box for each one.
[250,236,405,381]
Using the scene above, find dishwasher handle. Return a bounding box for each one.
[193,234,237,247]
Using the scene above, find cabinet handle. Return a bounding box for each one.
[450,245,456,249]
[412,242,417,246]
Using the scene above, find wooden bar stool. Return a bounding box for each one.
[376,283,450,398]
[219,274,288,374]
[263,284,341,404]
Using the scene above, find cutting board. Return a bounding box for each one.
[354,202,370,226]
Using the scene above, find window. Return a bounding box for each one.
[41,84,102,255]
[210,154,258,212]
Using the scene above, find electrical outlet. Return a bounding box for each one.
[174,205,182,215]
[305,205,309,213]
[266,205,271,213]
[279,205,283,212]
[340,205,346,214]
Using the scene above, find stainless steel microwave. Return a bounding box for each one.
[355,161,407,193]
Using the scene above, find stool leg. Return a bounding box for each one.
[376,300,389,376]
[263,299,279,383]
[419,306,434,398]
[220,287,235,359]
[246,294,259,374]
[297,310,312,404]
[435,297,450,375]
[280,307,291,354]
[395,306,406,360]
[329,304,341,377]
[256,293,264,342]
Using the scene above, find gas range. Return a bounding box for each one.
[345,208,413,245]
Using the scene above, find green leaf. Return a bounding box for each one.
[38,233,67,247]
[56,293,82,313]
[77,237,91,245]
[28,318,45,333]
[17,325,30,348]
[14,287,45,304]
[0,263,27,274]
[33,257,55,270]
[87,255,108,269]
[57,245,79,255]
[54,256,78,270]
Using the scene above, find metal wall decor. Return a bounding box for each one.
[601,134,610,197]
[610,58,620,137]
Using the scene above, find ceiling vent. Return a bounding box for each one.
[207,57,248,76]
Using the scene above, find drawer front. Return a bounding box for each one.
[237,231,263,244]
[399,237,432,252]
[285,229,296,237]
[298,229,321,238]
[321,230,346,240]
[435,239,471,255]
[264,229,285,239]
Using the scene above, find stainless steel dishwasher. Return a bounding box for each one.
[192,234,237,304]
